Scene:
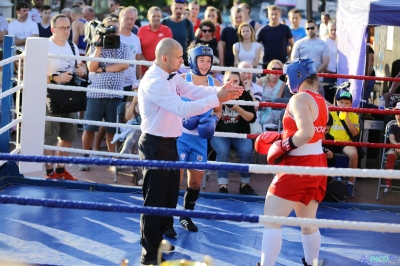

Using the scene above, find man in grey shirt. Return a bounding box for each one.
[291,19,329,96]
[291,19,330,74]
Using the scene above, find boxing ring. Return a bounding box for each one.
[1,36,400,265]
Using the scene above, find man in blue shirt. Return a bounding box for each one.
[288,9,306,43]
[219,6,243,67]
[162,0,195,65]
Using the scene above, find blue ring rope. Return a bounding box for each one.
[0,195,260,223]
[0,154,249,172]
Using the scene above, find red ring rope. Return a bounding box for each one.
[258,102,400,115]
[262,69,400,82]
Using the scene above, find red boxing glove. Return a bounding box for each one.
[254,131,282,155]
[267,137,297,165]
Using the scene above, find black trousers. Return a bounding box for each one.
[138,133,180,260]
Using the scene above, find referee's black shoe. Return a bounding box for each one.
[180,217,198,232]
[164,224,177,238]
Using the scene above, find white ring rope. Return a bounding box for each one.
[47,84,138,98]
[248,164,400,179]
[0,85,23,100]
[48,54,263,74]
[0,54,24,68]
[0,117,22,135]
[45,116,141,130]
[258,215,400,233]
[43,145,140,159]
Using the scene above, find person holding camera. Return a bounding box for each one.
[45,14,87,180]
[80,16,131,170]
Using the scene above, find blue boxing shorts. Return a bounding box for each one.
[177,132,208,164]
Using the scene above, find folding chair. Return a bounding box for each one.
[376,120,400,199]
[113,102,135,183]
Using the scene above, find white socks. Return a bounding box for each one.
[260,228,282,266]
[301,230,321,265]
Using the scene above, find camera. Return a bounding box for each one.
[59,71,89,87]
[84,20,120,49]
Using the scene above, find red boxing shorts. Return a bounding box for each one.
[268,153,327,205]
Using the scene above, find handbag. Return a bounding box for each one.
[46,41,89,114]
[337,112,365,160]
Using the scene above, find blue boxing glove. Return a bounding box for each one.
[182,116,200,130]
[198,115,218,139]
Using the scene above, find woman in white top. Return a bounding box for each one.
[233,22,262,68]
[256,60,286,130]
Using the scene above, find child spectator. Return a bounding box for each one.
[111,88,143,185]
[38,5,52,38]
[382,102,400,197]
[329,87,360,196]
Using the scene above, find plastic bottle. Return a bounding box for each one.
[378,96,385,110]
[339,112,346,120]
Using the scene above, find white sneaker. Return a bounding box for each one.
[78,164,89,171]
[137,179,143,186]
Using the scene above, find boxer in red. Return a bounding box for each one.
[255,58,328,266]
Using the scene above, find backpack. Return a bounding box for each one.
[323,177,349,202]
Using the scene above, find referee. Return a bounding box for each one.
[138,38,243,265]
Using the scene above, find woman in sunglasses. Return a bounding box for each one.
[194,20,218,58]
[256,60,286,131]
[233,22,262,68]
[195,6,222,42]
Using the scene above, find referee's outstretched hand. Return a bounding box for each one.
[217,79,244,103]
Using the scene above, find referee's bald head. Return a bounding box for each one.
[156,38,181,59]
[155,38,184,72]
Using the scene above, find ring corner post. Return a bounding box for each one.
[19,37,49,174]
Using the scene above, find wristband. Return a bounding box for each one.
[101,65,106,72]
[49,74,59,84]
[288,136,298,149]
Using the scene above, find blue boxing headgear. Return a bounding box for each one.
[283,58,317,94]
[188,45,214,76]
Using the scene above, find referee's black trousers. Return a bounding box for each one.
[138,133,180,261]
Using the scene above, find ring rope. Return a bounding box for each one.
[0,117,22,135]
[0,195,399,233]
[43,116,400,149]
[48,53,400,83]
[0,54,24,68]
[43,145,140,159]
[45,116,141,130]
[2,154,400,179]
[0,147,20,167]
[0,85,23,101]
[47,84,138,98]
[46,81,400,116]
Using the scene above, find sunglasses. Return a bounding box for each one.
[175,0,185,3]
[201,29,213,33]
[271,68,282,71]
[306,26,315,31]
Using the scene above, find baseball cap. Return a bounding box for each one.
[336,89,353,102]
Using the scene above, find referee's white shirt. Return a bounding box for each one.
[139,63,220,138]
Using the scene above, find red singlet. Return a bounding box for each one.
[268,90,329,205]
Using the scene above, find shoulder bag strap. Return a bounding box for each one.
[67,40,78,67]
[337,111,356,142]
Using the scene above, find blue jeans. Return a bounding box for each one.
[210,137,253,185]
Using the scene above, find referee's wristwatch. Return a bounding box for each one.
[49,74,59,84]
[101,65,106,72]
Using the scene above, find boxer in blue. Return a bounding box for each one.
[167,44,222,236]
